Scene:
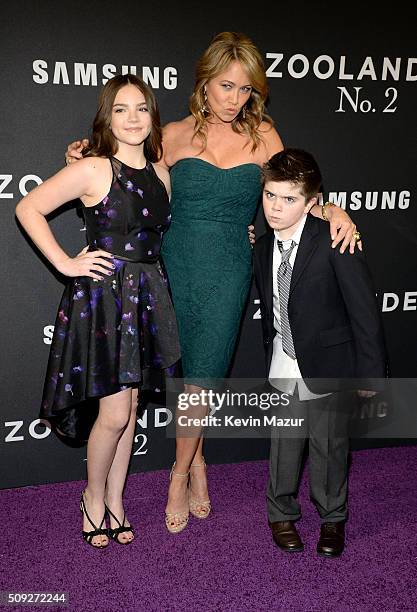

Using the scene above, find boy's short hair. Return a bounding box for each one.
[261,148,322,201]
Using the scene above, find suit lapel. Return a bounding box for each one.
[261,230,275,313]
[290,215,320,295]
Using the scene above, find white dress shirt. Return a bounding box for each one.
[268,215,329,401]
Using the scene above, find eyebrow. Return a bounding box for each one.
[221,79,252,87]
[264,189,299,197]
[112,102,147,107]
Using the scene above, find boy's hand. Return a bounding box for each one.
[65,139,89,165]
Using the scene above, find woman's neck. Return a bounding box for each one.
[206,118,234,137]
[114,143,147,169]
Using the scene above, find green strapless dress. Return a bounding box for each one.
[161,158,261,384]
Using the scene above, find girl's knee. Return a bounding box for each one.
[99,409,131,433]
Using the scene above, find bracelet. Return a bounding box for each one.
[321,201,335,222]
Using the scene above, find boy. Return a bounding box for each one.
[253,148,386,557]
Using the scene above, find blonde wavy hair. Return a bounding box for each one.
[189,31,273,152]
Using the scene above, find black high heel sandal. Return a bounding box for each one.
[105,504,135,544]
[79,491,109,548]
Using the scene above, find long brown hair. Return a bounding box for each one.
[189,31,273,152]
[83,74,163,162]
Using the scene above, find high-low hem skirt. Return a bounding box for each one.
[40,258,181,439]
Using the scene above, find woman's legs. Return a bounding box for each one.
[105,388,138,543]
[189,436,210,515]
[165,384,209,526]
[83,387,136,546]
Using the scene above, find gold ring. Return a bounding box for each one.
[353,231,361,242]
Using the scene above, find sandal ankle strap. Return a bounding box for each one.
[170,461,190,479]
[80,491,106,532]
[190,457,206,468]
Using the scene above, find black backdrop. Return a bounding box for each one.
[1,2,416,488]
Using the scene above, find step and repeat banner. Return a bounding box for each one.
[1,2,416,488]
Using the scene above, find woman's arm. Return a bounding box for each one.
[155,124,173,172]
[15,159,114,279]
[158,120,187,171]
[263,124,284,158]
[259,125,360,255]
[248,125,284,244]
[310,202,362,254]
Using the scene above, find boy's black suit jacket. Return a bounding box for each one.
[253,214,387,393]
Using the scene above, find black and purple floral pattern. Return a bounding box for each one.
[41,158,180,437]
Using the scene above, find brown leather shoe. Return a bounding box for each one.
[269,521,304,552]
[317,522,345,557]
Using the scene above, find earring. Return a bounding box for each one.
[242,105,247,119]
[200,88,208,115]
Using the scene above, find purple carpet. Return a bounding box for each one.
[1,446,416,612]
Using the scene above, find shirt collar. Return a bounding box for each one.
[273,214,308,246]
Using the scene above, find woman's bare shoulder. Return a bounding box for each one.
[163,116,194,140]
[258,121,284,158]
[162,116,196,166]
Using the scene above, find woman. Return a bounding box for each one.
[16,75,180,547]
[66,32,360,534]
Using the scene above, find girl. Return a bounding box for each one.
[16,75,180,548]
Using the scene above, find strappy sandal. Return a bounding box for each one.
[189,457,211,519]
[165,462,190,534]
[104,504,135,545]
[79,491,109,548]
